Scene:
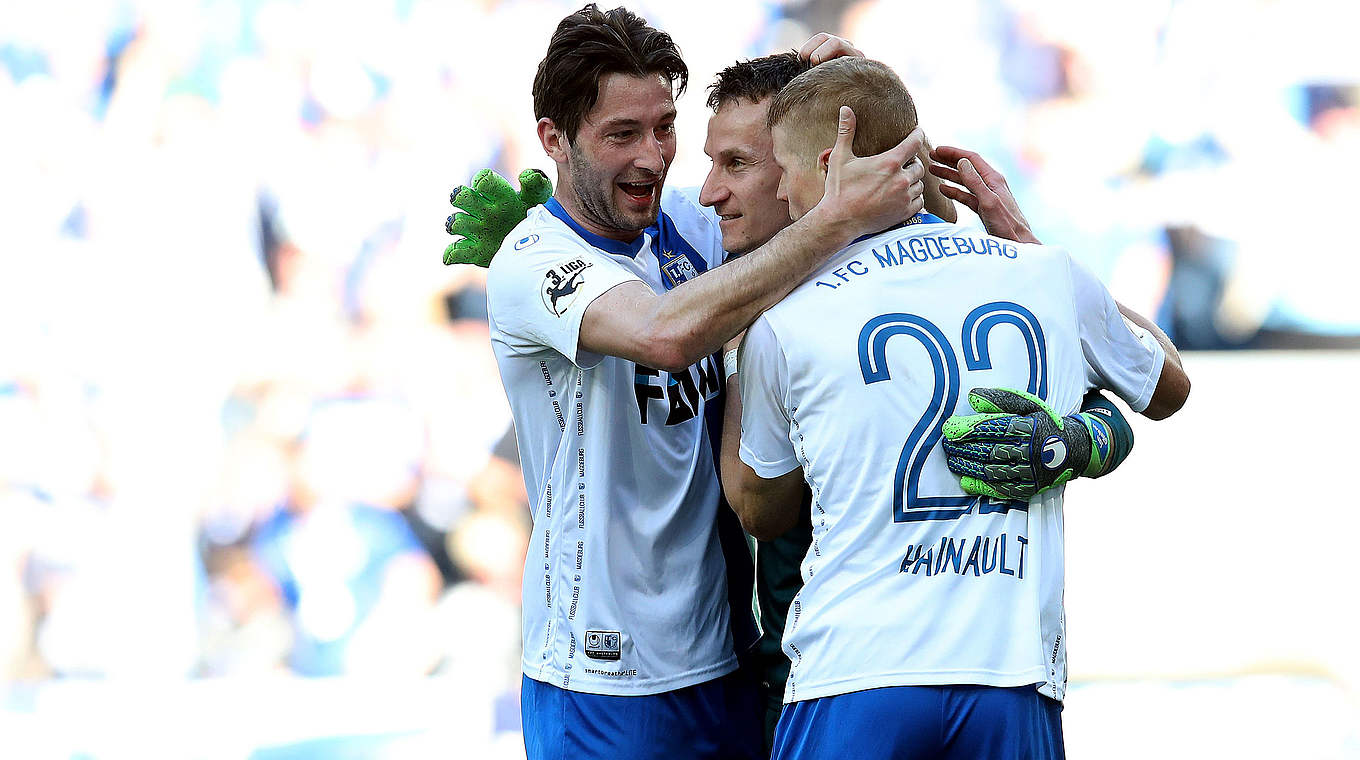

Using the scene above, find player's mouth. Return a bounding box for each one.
[617,180,658,209]
[718,212,742,224]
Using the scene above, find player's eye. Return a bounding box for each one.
[657,123,676,136]
[609,130,635,141]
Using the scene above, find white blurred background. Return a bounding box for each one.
[0,0,1357,757]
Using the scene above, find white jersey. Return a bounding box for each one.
[488,187,738,696]
[737,216,1164,704]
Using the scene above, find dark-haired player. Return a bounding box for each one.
[484,6,927,759]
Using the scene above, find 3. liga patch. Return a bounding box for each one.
[542,258,592,317]
[584,629,622,661]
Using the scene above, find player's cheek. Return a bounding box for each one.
[660,134,677,167]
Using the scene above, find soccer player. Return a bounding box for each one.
[484,6,926,759]
[700,50,1146,751]
[723,57,1189,759]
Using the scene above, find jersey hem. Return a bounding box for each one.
[785,666,1053,704]
[522,654,738,697]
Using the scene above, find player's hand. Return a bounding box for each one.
[820,107,926,238]
[798,33,864,65]
[443,168,553,267]
[941,388,1112,500]
[928,146,1039,245]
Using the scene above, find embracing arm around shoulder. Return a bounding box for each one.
[580,115,926,373]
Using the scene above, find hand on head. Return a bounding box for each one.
[798,33,864,65]
[928,146,1040,244]
[819,106,926,235]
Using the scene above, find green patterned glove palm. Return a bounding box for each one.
[941,388,1124,501]
[443,168,553,267]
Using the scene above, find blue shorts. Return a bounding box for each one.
[772,684,1064,760]
[521,671,763,760]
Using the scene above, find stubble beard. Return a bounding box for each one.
[568,144,662,235]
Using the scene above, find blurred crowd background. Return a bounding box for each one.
[1,0,1357,757]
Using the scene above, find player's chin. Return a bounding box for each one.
[612,186,662,227]
[720,228,757,257]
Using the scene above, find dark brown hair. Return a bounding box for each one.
[532,4,688,140]
[705,51,809,111]
[766,57,917,158]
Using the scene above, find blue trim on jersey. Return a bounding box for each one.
[849,212,949,246]
[544,197,647,257]
[772,685,1064,760]
[652,208,710,289]
[542,197,714,283]
[522,673,762,760]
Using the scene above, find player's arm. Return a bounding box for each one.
[718,333,801,539]
[1139,342,1189,420]
[943,388,1137,501]
[725,462,805,542]
[582,110,925,372]
[1115,302,1187,419]
[721,318,805,540]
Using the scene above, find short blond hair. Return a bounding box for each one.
[766,57,918,160]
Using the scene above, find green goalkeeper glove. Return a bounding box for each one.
[941,388,1133,501]
[443,168,553,267]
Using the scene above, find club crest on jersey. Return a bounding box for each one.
[584,629,622,661]
[658,248,701,289]
[542,258,593,317]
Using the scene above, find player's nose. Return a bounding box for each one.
[698,170,728,207]
[635,135,666,174]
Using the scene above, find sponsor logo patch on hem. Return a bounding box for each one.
[584,629,622,661]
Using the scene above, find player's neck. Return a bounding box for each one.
[553,181,647,243]
[923,185,958,223]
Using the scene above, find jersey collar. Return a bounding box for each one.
[849,212,948,246]
[544,197,647,258]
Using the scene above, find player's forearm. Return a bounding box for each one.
[646,207,856,369]
[719,350,744,497]
[724,461,800,542]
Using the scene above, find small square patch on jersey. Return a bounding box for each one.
[661,255,700,288]
[584,629,622,661]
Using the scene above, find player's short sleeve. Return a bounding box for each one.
[1067,256,1165,413]
[487,227,642,369]
[737,315,800,478]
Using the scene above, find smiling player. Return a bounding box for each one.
[484,7,928,759]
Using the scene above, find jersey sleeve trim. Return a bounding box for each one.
[738,442,802,479]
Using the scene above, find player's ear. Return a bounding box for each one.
[539,118,569,164]
[818,147,834,177]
